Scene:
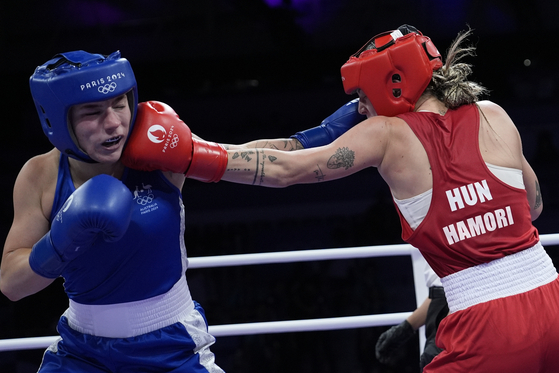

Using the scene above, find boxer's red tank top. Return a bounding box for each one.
[396,104,538,277]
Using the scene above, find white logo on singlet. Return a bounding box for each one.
[133,182,159,214]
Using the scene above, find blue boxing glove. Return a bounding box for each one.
[291,99,366,148]
[29,174,134,278]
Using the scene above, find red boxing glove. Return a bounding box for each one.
[187,138,228,183]
[122,101,193,173]
[122,101,227,182]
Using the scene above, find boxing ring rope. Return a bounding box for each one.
[2,233,559,353]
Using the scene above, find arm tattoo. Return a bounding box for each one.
[260,141,281,150]
[240,151,254,162]
[268,140,302,151]
[254,150,265,185]
[253,151,279,185]
[534,180,542,210]
[243,152,252,162]
[227,151,256,172]
[230,150,255,162]
[313,164,325,181]
[327,147,355,170]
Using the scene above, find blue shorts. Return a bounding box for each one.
[38,301,224,373]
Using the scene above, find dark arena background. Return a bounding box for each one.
[1,1,559,372]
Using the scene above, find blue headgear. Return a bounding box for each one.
[29,50,138,162]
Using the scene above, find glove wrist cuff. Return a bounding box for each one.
[401,319,416,337]
[186,138,227,182]
[291,126,332,148]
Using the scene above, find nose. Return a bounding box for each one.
[358,100,368,116]
[357,97,378,118]
[103,108,121,130]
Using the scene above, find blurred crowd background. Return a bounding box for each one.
[1,1,558,372]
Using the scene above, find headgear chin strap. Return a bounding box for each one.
[341,25,442,117]
[30,50,138,162]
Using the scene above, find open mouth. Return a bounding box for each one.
[102,136,123,148]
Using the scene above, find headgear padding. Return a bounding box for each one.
[30,50,138,162]
[341,25,442,117]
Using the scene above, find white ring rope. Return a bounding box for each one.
[188,243,414,268]
[0,313,413,352]
[1,233,558,352]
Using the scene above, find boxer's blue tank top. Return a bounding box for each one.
[50,155,187,305]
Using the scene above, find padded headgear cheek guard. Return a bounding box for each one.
[29,50,138,162]
[341,27,442,117]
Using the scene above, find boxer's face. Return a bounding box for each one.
[356,89,378,118]
[70,94,131,164]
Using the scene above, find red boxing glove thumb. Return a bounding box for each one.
[122,101,193,173]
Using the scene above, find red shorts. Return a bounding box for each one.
[424,277,559,372]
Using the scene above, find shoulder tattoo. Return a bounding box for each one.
[534,180,542,210]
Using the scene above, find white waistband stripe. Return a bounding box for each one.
[441,242,557,313]
[65,275,194,338]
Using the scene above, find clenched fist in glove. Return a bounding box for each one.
[29,174,134,278]
[375,319,416,366]
[122,101,228,182]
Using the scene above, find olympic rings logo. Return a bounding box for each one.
[136,193,154,205]
[98,82,117,94]
[169,134,179,148]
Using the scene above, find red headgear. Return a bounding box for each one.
[341,25,442,117]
